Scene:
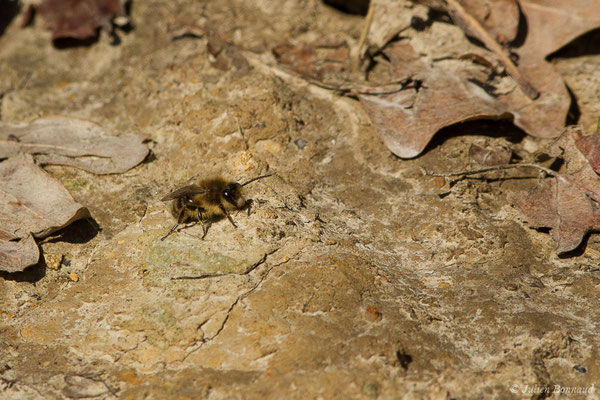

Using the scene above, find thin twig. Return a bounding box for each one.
[423,163,600,203]
[423,163,554,177]
[307,77,415,97]
[171,273,227,280]
[444,0,539,100]
[356,1,375,61]
[171,253,268,280]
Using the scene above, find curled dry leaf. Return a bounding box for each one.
[545,126,600,201]
[366,0,428,50]
[500,0,600,143]
[517,0,600,60]
[510,178,600,255]
[269,1,600,159]
[0,234,39,274]
[453,0,600,141]
[444,0,539,99]
[0,154,90,272]
[510,126,600,254]
[312,0,599,158]
[415,0,520,43]
[358,40,511,158]
[573,128,600,175]
[357,48,568,157]
[357,0,600,158]
[0,115,149,174]
[37,0,126,41]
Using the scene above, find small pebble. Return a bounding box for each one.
[68,272,79,282]
[44,253,63,270]
[294,138,307,150]
[573,365,586,373]
[433,177,446,188]
[365,305,382,322]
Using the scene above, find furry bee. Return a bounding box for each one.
[160,174,271,240]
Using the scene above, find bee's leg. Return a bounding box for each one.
[246,199,253,216]
[161,206,186,241]
[219,204,237,228]
[197,209,208,239]
[161,223,178,241]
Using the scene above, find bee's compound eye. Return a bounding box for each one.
[223,183,240,206]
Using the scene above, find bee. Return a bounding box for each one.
[160,174,271,240]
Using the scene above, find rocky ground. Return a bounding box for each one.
[1,1,599,399]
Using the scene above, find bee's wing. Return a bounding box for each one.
[161,185,209,201]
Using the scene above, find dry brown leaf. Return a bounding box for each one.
[270,2,600,159]
[37,0,126,41]
[503,0,600,142]
[459,0,519,43]
[444,0,538,99]
[0,154,90,239]
[349,0,599,158]
[546,126,600,201]
[448,0,600,140]
[356,0,600,158]
[0,234,39,273]
[272,38,350,82]
[0,154,89,272]
[366,0,428,49]
[510,126,600,254]
[517,0,600,60]
[414,0,520,43]
[358,40,511,158]
[0,115,149,174]
[573,126,600,175]
[510,178,600,254]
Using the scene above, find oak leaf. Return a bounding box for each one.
[0,115,149,174]
[37,0,125,41]
[275,0,600,158]
[357,0,600,158]
[510,178,600,254]
[510,126,600,254]
[0,154,89,272]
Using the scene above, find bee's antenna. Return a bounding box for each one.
[241,174,272,187]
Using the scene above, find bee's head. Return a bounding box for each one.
[222,182,247,208]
